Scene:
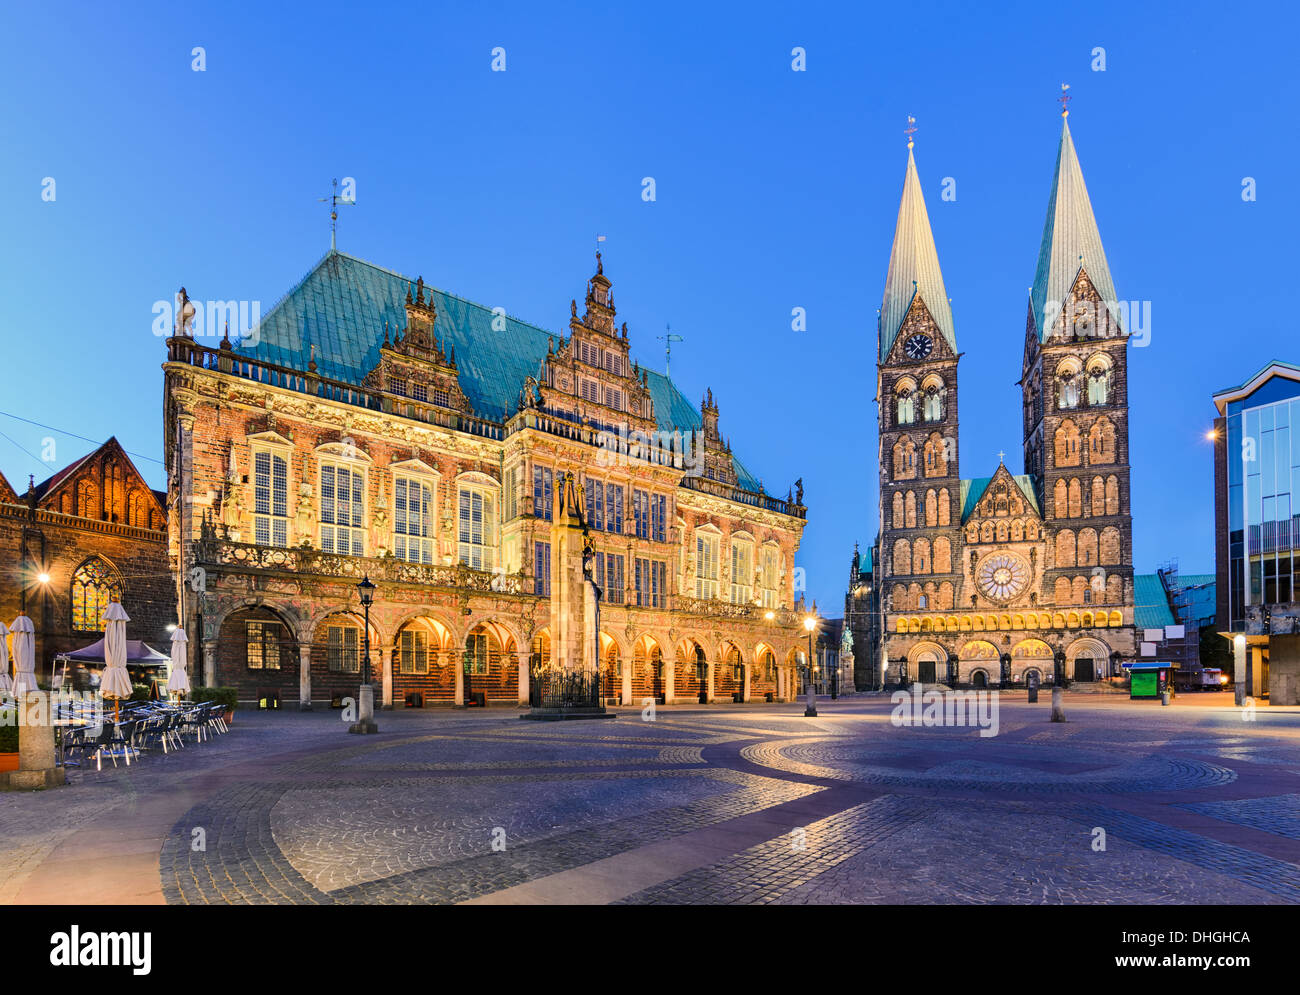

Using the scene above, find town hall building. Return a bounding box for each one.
[865,109,1139,687]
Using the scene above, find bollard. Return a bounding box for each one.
[1050,686,1066,723]
[1161,690,1170,706]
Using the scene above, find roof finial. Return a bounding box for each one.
[1059,82,1071,118]
[596,250,603,276]
[904,115,917,149]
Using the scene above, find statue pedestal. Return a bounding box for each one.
[2,695,67,790]
[348,684,379,734]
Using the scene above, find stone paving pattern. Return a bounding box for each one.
[4,695,1300,904]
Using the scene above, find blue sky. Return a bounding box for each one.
[1,0,1296,609]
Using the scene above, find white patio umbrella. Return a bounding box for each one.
[10,614,36,695]
[166,627,191,697]
[0,620,11,694]
[101,602,134,720]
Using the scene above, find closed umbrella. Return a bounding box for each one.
[101,602,134,721]
[0,620,11,694]
[166,627,191,697]
[10,614,36,695]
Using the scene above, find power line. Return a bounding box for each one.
[0,429,48,472]
[0,410,163,466]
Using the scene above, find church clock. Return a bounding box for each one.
[903,333,933,360]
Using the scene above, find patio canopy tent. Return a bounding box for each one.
[53,638,171,688]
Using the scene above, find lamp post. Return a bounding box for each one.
[803,614,818,717]
[349,575,378,734]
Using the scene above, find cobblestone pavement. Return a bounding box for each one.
[5,695,1300,904]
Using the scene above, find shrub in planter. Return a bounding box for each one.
[192,687,238,722]
[0,723,18,754]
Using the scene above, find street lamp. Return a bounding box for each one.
[357,575,375,686]
[349,575,379,734]
[803,614,818,717]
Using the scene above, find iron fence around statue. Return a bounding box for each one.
[530,669,600,710]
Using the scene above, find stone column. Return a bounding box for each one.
[298,645,313,710]
[515,653,528,706]
[743,664,752,703]
[621,658,632,705]
[1251,646,1265,698]
[664,658,675,704]
[381,647,394,710]
[705,659,715,703]
[454,652,465,706]
[202,640,218,687]
[1234,635,1247,706]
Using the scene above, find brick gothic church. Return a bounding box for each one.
[869,111,1138,688]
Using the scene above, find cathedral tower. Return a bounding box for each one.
[877,134,964,684]
[1021,109,1136,675]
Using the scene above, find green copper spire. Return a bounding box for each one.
[879,134,955,362]
[1030,114,1118,340]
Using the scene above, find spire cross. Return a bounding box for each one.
[904,115,917,148]
[1058,83,1071,118]
[998,450,1006,464]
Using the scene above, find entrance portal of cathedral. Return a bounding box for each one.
[1075,657,1095,683]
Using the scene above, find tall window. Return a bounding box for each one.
[760,546,780,609]
[320,463,364,555]
[922,386,943,421]
[1087,365,1111,405]
[897,391,916,426]
[533,466,553,521]
[651,494,667,542]
[1058,372,1080,409]
[393,476,434,563]
[584,477,605,530]
[696,532,719,600]
[71,557,121,631]
[76,478,98,519]
[327,625,360,673]
[635,558,667,608]
[534,541,551,596]
[246,621,282,670]
[730,539,754,604]
[398,629,428,675]
[458,485,496,570]
[465,632,489,674]
[253,450,288,547]
[633,488,650,539]
[596,552,625,604]
[604,483,624,534]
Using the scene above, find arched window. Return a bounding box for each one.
[71,557,121,632]
[76,479,98,519]
[1058,371,1080,409]
[897,390,916,426]
[922,384,944,421]
[1081,356,1112,405]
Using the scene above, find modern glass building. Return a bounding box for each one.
[1213,360,1300,701]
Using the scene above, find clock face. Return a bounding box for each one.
[977,553,1031,603]
[903,334,933,360]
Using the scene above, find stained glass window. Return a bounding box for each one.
[71,557,121,631]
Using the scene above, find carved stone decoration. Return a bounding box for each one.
[294,483,315,546]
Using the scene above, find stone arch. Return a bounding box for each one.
[1099,527,1121,565]
[215,602,301,697]
[1054,479,1068,518]
[893,537,912,576]
[391,614,458,704]
[1066,636,1111,681]
[938,487,951,526]
[934,537,952,574]
[905,490,917,528]
[1088,417,1116,464]
[1090,475,1106,517]
[1069,478,1083,517]
[892,491,904,528]
[923,432,949,478]
[1054,576,1072,604]
[1077,528,1098,566]
[1105,475,1121,516]
[924,488,938,527]
[1054,419,1082,467]
[914,537,932,575]
[893,436,917,481]
[1056,529,1077,568]
[670,634,704,702]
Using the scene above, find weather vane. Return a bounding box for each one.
[318,178,357,251]
[1059,83,1071,117]
[904,115,917,148]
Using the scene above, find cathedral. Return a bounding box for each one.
[863,108,1138,688]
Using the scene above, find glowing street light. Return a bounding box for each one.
[803,613,818,717]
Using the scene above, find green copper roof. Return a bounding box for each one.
[958,472,1041,524]
[879,146,955,361]
[234,250,763,491]
[1030,118,1118,341]
[1134,573,1176,630]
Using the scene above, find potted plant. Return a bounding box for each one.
[194,686,239,725]
[0,722,18,773]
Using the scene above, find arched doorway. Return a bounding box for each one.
[217,605,299,704]
[972,670,988,688]
[633,636,665,703]
[392,615,454,706]
[719,643,744,702]
[463,620,519,704]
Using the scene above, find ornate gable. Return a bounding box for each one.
[533,253,657,431]
[882,295,956,368]
[0,469,17,504]
[362,276,472,414]
[36,437,166,529]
